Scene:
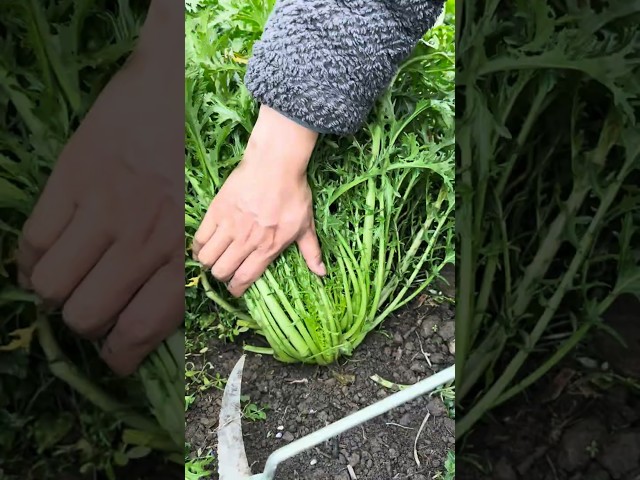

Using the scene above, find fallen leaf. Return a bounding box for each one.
[0,324,37,353]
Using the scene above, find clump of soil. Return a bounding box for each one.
[187,295,455,479]
[459,294,640,480]
[459,366,640,480]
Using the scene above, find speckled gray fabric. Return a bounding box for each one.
[244,0,445,135]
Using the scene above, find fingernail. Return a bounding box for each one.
[318,262,327,276]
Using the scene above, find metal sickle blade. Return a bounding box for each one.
[218,354,252,479]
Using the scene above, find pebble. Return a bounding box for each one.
[410,361,428,374]
[598,431,640,478]
[437,321,455,341]
[348,452,360,466]
[426,398,447,417]
[430,353,444,363]
[559,418,607,471]
[420,315,440,338]
[399,413,414,426]
[310,458,318,466]
[494,457,517,480]
[282,432,294,442]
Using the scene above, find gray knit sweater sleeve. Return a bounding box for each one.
[244,0,445,136]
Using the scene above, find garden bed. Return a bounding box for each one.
[460,367,640,480]
[459,297,640,480]
[186,269,455,480]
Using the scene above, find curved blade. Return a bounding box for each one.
[218,355,251,479]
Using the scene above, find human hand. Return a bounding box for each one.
[192,105,326,297]
[16,0,183,376]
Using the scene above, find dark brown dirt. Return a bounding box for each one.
[186,272,455,480]
[458,295,640,480]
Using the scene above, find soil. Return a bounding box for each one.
[186,268,456,480]
[458,295,640,480]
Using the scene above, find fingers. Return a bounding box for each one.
[29,205,113,306]
[192,205,218,258]
[101,259,184,376]
[17,183,76,285]
[227,249,277,297]
[297,226,326,276]
[62,238,166,339]
[196,224,233,268]
[210,239,258,282]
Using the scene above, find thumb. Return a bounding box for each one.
[297,227,326,276]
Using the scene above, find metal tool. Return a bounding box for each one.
[218,355,455,480]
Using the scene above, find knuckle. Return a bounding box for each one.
[232,270,252,287]
[117,316,150,347]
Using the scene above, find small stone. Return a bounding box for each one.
[393,332,404,345]
[277,425,284,431]
[438,321,455,340]
[310,458,318,466]
[598,431,640,478]
[426,398,447,417]
[398,413,414,426]
[494,457,517,480]
[410,361,428,374]
[348,452,360,466]
[282,431,294,442]
[421,315,440,338]
[275,432,283,439]
[559,418,607,472]
[389,448,398,459]
[405,341,415,351]
[448,339,455,355]
[430,353,444,363]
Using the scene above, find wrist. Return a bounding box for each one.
[243,105,318,178]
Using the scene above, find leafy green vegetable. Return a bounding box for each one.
[456,0,640,438]
[185,1,455,364]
